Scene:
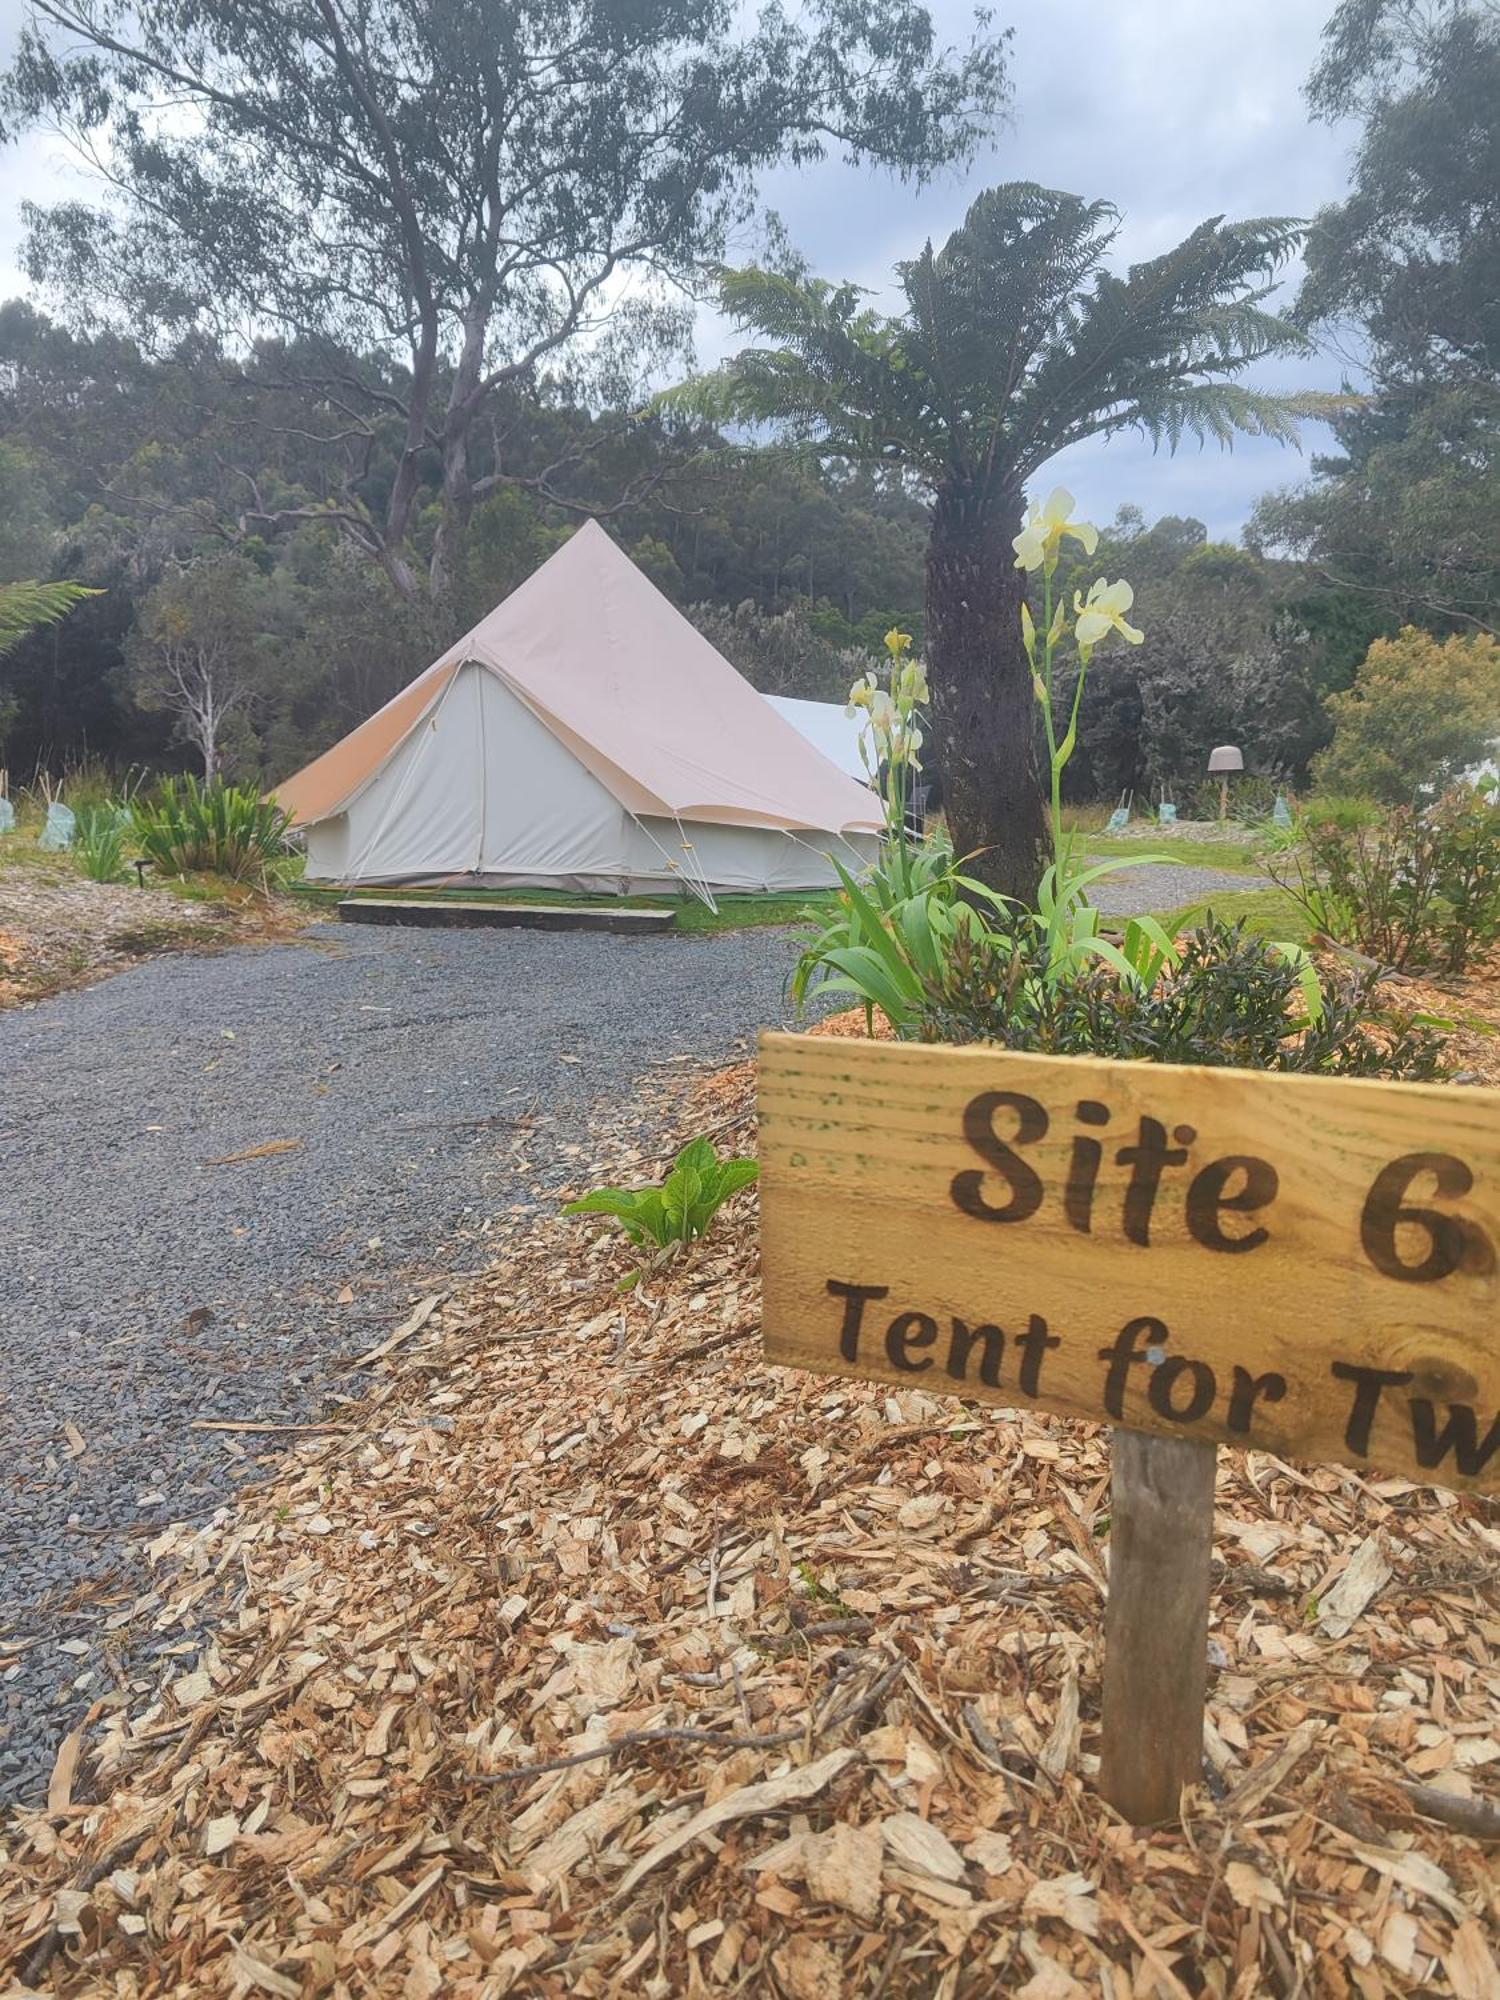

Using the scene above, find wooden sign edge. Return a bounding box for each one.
[756,1027,1500,1118]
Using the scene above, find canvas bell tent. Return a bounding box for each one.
[274,522,882,898]
[764,695,871,784]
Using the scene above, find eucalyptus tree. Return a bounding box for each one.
[699,184,1312,900]
[4,0,1009,599]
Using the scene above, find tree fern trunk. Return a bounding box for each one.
[924,489,1048,905]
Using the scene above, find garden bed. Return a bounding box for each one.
[3,1020,1498,1998]
[0,844,311,1006]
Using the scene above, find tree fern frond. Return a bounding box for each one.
[1120,385,1310,452]
[701,185,1312,502]
[0,579,98,659]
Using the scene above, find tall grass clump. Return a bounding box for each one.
[131,776,292,884]
[73,801,131,883]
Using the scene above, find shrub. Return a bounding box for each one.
[1428,782,1500,973]
[73,802,130,884]
[1266,804,1439,970]
[131,775,292,883]
[564,1137,758,1257]
[1266,786,1500,973]
[1183,772,1282,823]
[914,917,1444,1081]
[1313,627,1500,803]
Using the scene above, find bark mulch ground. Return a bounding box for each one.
[3,1004,1499,1999]
[0,845,310,1008]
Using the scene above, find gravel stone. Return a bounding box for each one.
[1085,859,1267,916]
[0,920,807,1805]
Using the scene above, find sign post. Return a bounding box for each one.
[1097,1430,1216,1824]
[757,1032,1500,1823]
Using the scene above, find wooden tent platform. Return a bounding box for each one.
[337,898,676,935]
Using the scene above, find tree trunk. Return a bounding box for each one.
[429,302,491,601]
[924,486,1048,906]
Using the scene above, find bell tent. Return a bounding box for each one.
[764,694,871,783]
[275,521,882,898]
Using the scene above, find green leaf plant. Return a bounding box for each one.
[564,1136,759,1285]
[791,491,1323,1041]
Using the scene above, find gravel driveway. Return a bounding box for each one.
[0,920,808,1806]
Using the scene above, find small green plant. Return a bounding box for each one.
[131,775,292,884]
[1183,772,1282,824]
[73,801,131,883]
[791,837,1004,1035]
[564,1136,759,1260]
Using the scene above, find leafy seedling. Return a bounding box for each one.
[565,1135,759,1282]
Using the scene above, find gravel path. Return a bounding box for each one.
[0,920,807,1806]
[1086,858,1266,916]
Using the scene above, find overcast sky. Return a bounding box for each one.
[0,0,1358,541]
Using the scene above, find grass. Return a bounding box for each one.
[1085,833,1267,874]
[290,880,839,935]
[1148,886,1316,945]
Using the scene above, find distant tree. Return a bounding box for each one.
[1314,626,1500,801]
[130,556,270,776]
[1302,0,1499,388]
[695,184,1312,900]
[1254,2,1500,638]
[6,0,1009,599]
[686,599,869,704]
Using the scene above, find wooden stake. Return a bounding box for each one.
[1099,1429,1217,1825]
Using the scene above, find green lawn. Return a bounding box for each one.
[1085,833,1267,874]
[1147,885,1315,945]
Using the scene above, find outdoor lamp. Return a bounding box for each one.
[1207,744,1244,820]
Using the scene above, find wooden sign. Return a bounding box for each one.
[760,1032,1500,1488]
[759,1031,1500,1820]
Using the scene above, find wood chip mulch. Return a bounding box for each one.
[0,856,315,1007]
[1395,957,1500,1088]
[3,1048,1499,1999]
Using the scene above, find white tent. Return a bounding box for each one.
[276,522,882,898]
[765,695,871,784]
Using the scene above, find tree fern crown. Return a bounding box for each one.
[693,183,1311,518]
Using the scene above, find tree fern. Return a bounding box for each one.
[677,182,1315,903]
[0,579,98,658]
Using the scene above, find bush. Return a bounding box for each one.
[1427,783,1500,973]
[564,1137,758,1256]
[914,917,1444,1081]
[1313,627,1500,803]
[1266,787,1500,973]
[73,801,130,883]
[131,775,292,883]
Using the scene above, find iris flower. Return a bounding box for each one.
[1013,488,1099,573]
[1074,578,1144,650]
